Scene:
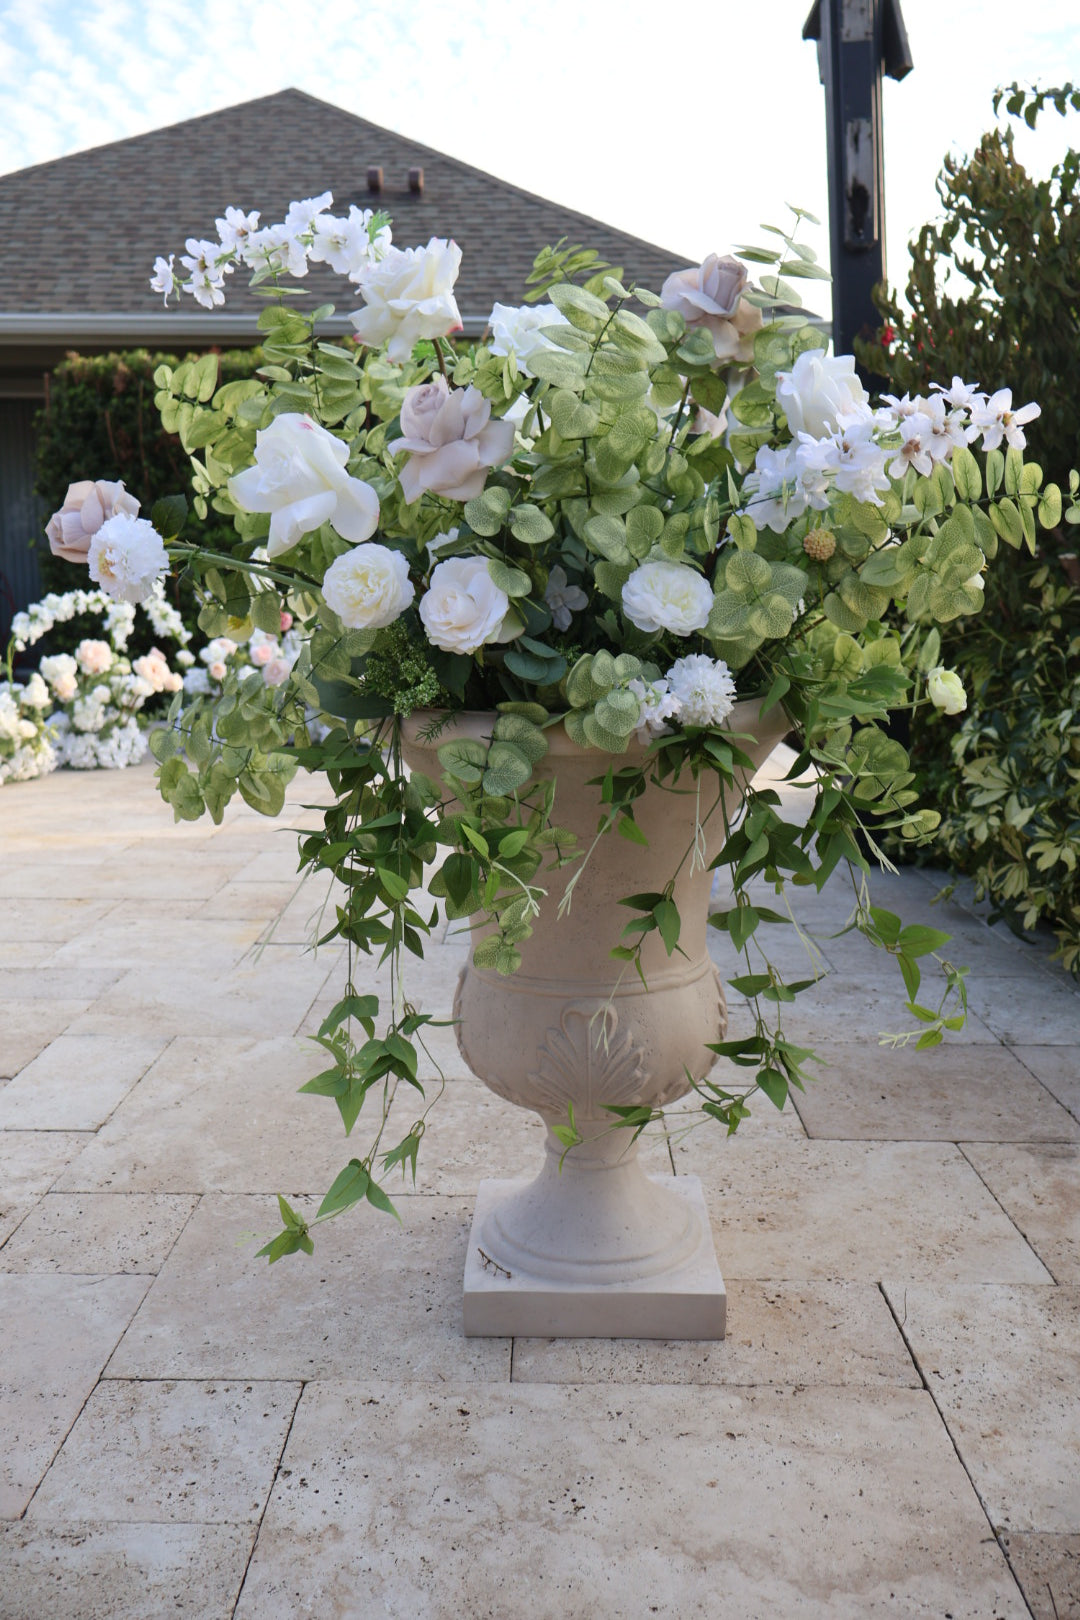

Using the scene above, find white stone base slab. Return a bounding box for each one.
[463,1175,726,1339]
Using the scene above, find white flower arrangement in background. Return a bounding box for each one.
[8,583,189,772]
[0,676,56,785]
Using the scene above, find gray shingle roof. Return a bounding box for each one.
[0,88,693,325]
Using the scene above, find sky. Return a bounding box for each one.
[2,0,1079,300]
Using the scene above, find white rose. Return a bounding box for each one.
[229,414,380,559]
[22,673,50,710]
[776,351,870,440]
[621,560,713,636]
[349,238,463,362]
[87,514,169,605]
[486,302,570,376]
[419,557,513,654]
[322,543,415,630]
[75,638,113,676]
[926,666,967,715]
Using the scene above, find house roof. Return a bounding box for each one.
[0,89,694,339]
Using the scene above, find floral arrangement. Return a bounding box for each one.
[0,671,55,785]
[10,577,188,770]
[47,191,1074,1260]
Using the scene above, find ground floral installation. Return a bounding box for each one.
[48,188,1074,1260]
[8,573,188,771]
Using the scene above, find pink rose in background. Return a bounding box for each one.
[75,639,113,676]
[250,643,275,666]
[132,647,182,693]
[660,254,763,364]
[46,480,141,565]
[389,377,514,504]
[279,611,293,633]
[262,656,292,687]
[208,660,228,681]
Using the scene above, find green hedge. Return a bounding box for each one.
[31,346,262,659]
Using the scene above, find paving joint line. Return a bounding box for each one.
[878,1279,1037,1620]
[956,1141,1061,1286]
[230,1376,307,1619]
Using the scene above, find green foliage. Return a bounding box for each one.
[32,347,262,659]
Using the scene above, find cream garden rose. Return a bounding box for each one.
[229,414,380,559]
[46,479,141,565]
[621,560,713,636]
[776,351,870,439]
[927,665,967,715]
[486,302,570,376]
[321,543,415,630]
[350,238,463,362]
[390,378,514,505]
[419,557,513,654]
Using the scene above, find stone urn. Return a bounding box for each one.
[400,699,788,1339]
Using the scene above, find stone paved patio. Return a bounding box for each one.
[1,751,1078,1618]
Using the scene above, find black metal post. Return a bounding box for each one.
[803,0,912,373]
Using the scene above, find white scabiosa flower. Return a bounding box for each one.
[86,514,169,605]
[665,654,737,727]
[321,543,415,630]
[621,560,713,636]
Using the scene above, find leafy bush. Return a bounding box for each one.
[858,85,1080,973]
[30,347,261,659]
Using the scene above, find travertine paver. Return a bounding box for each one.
[0,1273,148,1517]
[0,1522,254,1620]
[0,1033,168,1131]
[790,1042,1080,1141]
[675,1138,1054,1283]
[29,1379,300,1524]
[511,1281,919,1387]
[1014,1045,1080,1122]
[0,1193,198,1274]
[2,755,1077,1617]
[881,1282,1080,1532]
[234,1381,1026,1619]
[961,1144,1080,1283]
[107,1193,510,1383]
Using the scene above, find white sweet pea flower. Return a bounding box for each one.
[321,543,415,630]
[743,444,809,531]
[926,665,967,715]
[283,192,334,236]
[621,560,713,636]
[777,351,870,439]
[544,565,588,631]
[486,303,570,376]
[665,653,737,727]
[86,514,169,605]
[968,388,1041,452]
[310,206,392,281]
[229,414,380,558]
[215,207,260,253]
[241,223,310,279]
[179,238,230,309]
[350,238,463,361]
[150,255,175,305]
[627,676,681,740]
[886,412,935,480]
[931,375,984,411]
[920,395,968,463]
[419,557,513,654]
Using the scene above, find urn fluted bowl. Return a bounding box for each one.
[400,698,788,1337]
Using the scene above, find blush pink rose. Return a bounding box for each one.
[46,480,141,564]
[389,377,515,505]
[660,254,763,364]
[262,656,292,687]
[74,639,113,676]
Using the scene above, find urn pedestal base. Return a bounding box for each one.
[462,1174,726,1340]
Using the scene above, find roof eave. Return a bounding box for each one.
[0,312,491,345]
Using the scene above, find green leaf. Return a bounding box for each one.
[463,486,512,536]
[150,493,188,539]
[896,924,952,957]
[317,1160,370,1220]
[508,504,555,545]
[365,1178,401,1221]
[652,898,681,955]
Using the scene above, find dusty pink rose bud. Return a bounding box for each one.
[389,377,515,505]
[279,611,293,632]
[250,643,274,666]
[660,255,763,364]
[46,479,141,565]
